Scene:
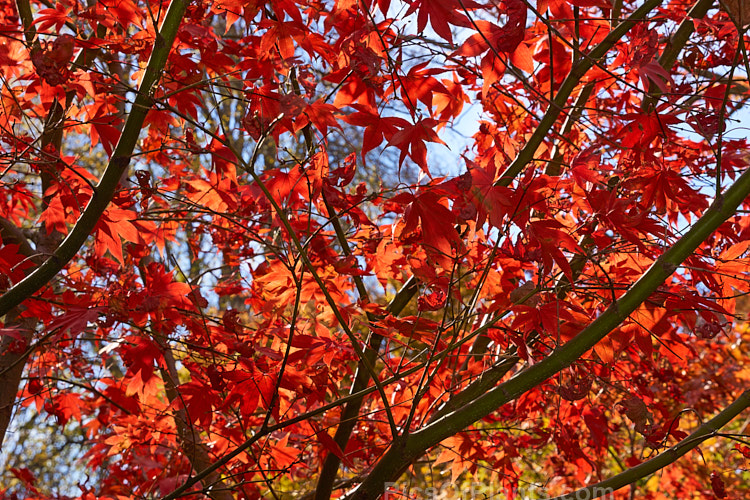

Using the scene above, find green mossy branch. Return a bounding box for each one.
[549,389,750,500]
[348,164,750,499]
[0,0,189,319]
[496,0,663,186]
[641,0,714,111]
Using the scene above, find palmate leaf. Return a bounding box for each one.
[92,207,142,265]
[387,118,447,173]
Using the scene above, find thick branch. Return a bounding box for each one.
[548,389,750,500]
[292,71,408,474]
[347,163,750,498]
[496,0,664,186]
[14,0,35,45]
[641,0,714,111]
[0,315,35,449]
[159,344,233,500]
[0,217,34,258]
[314,276,417,500]
[0,0,189,319]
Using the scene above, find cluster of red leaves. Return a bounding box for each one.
[1,0,750,499]
[30,34,75,86]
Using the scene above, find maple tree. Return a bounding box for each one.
[1,0,750,498]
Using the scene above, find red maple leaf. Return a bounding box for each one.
[344,106,410,158]
[93,207,142,265]
[527,219,581,280]
[387,118,446,174]
[393,190,462,268]
[455,0,527,56]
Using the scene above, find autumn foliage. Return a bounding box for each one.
[1,0,750,499]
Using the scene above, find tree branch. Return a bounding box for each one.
[0,217,34,258]
[548,389,750,500]
[159,341,234,500]
[14,0,35,45]
[346,162,750,498]
[641,0,715,112]
[0,0,189,319]
[496,0,664,186]
[314,275,417,500]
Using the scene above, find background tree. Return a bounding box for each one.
[1,0,750,499]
